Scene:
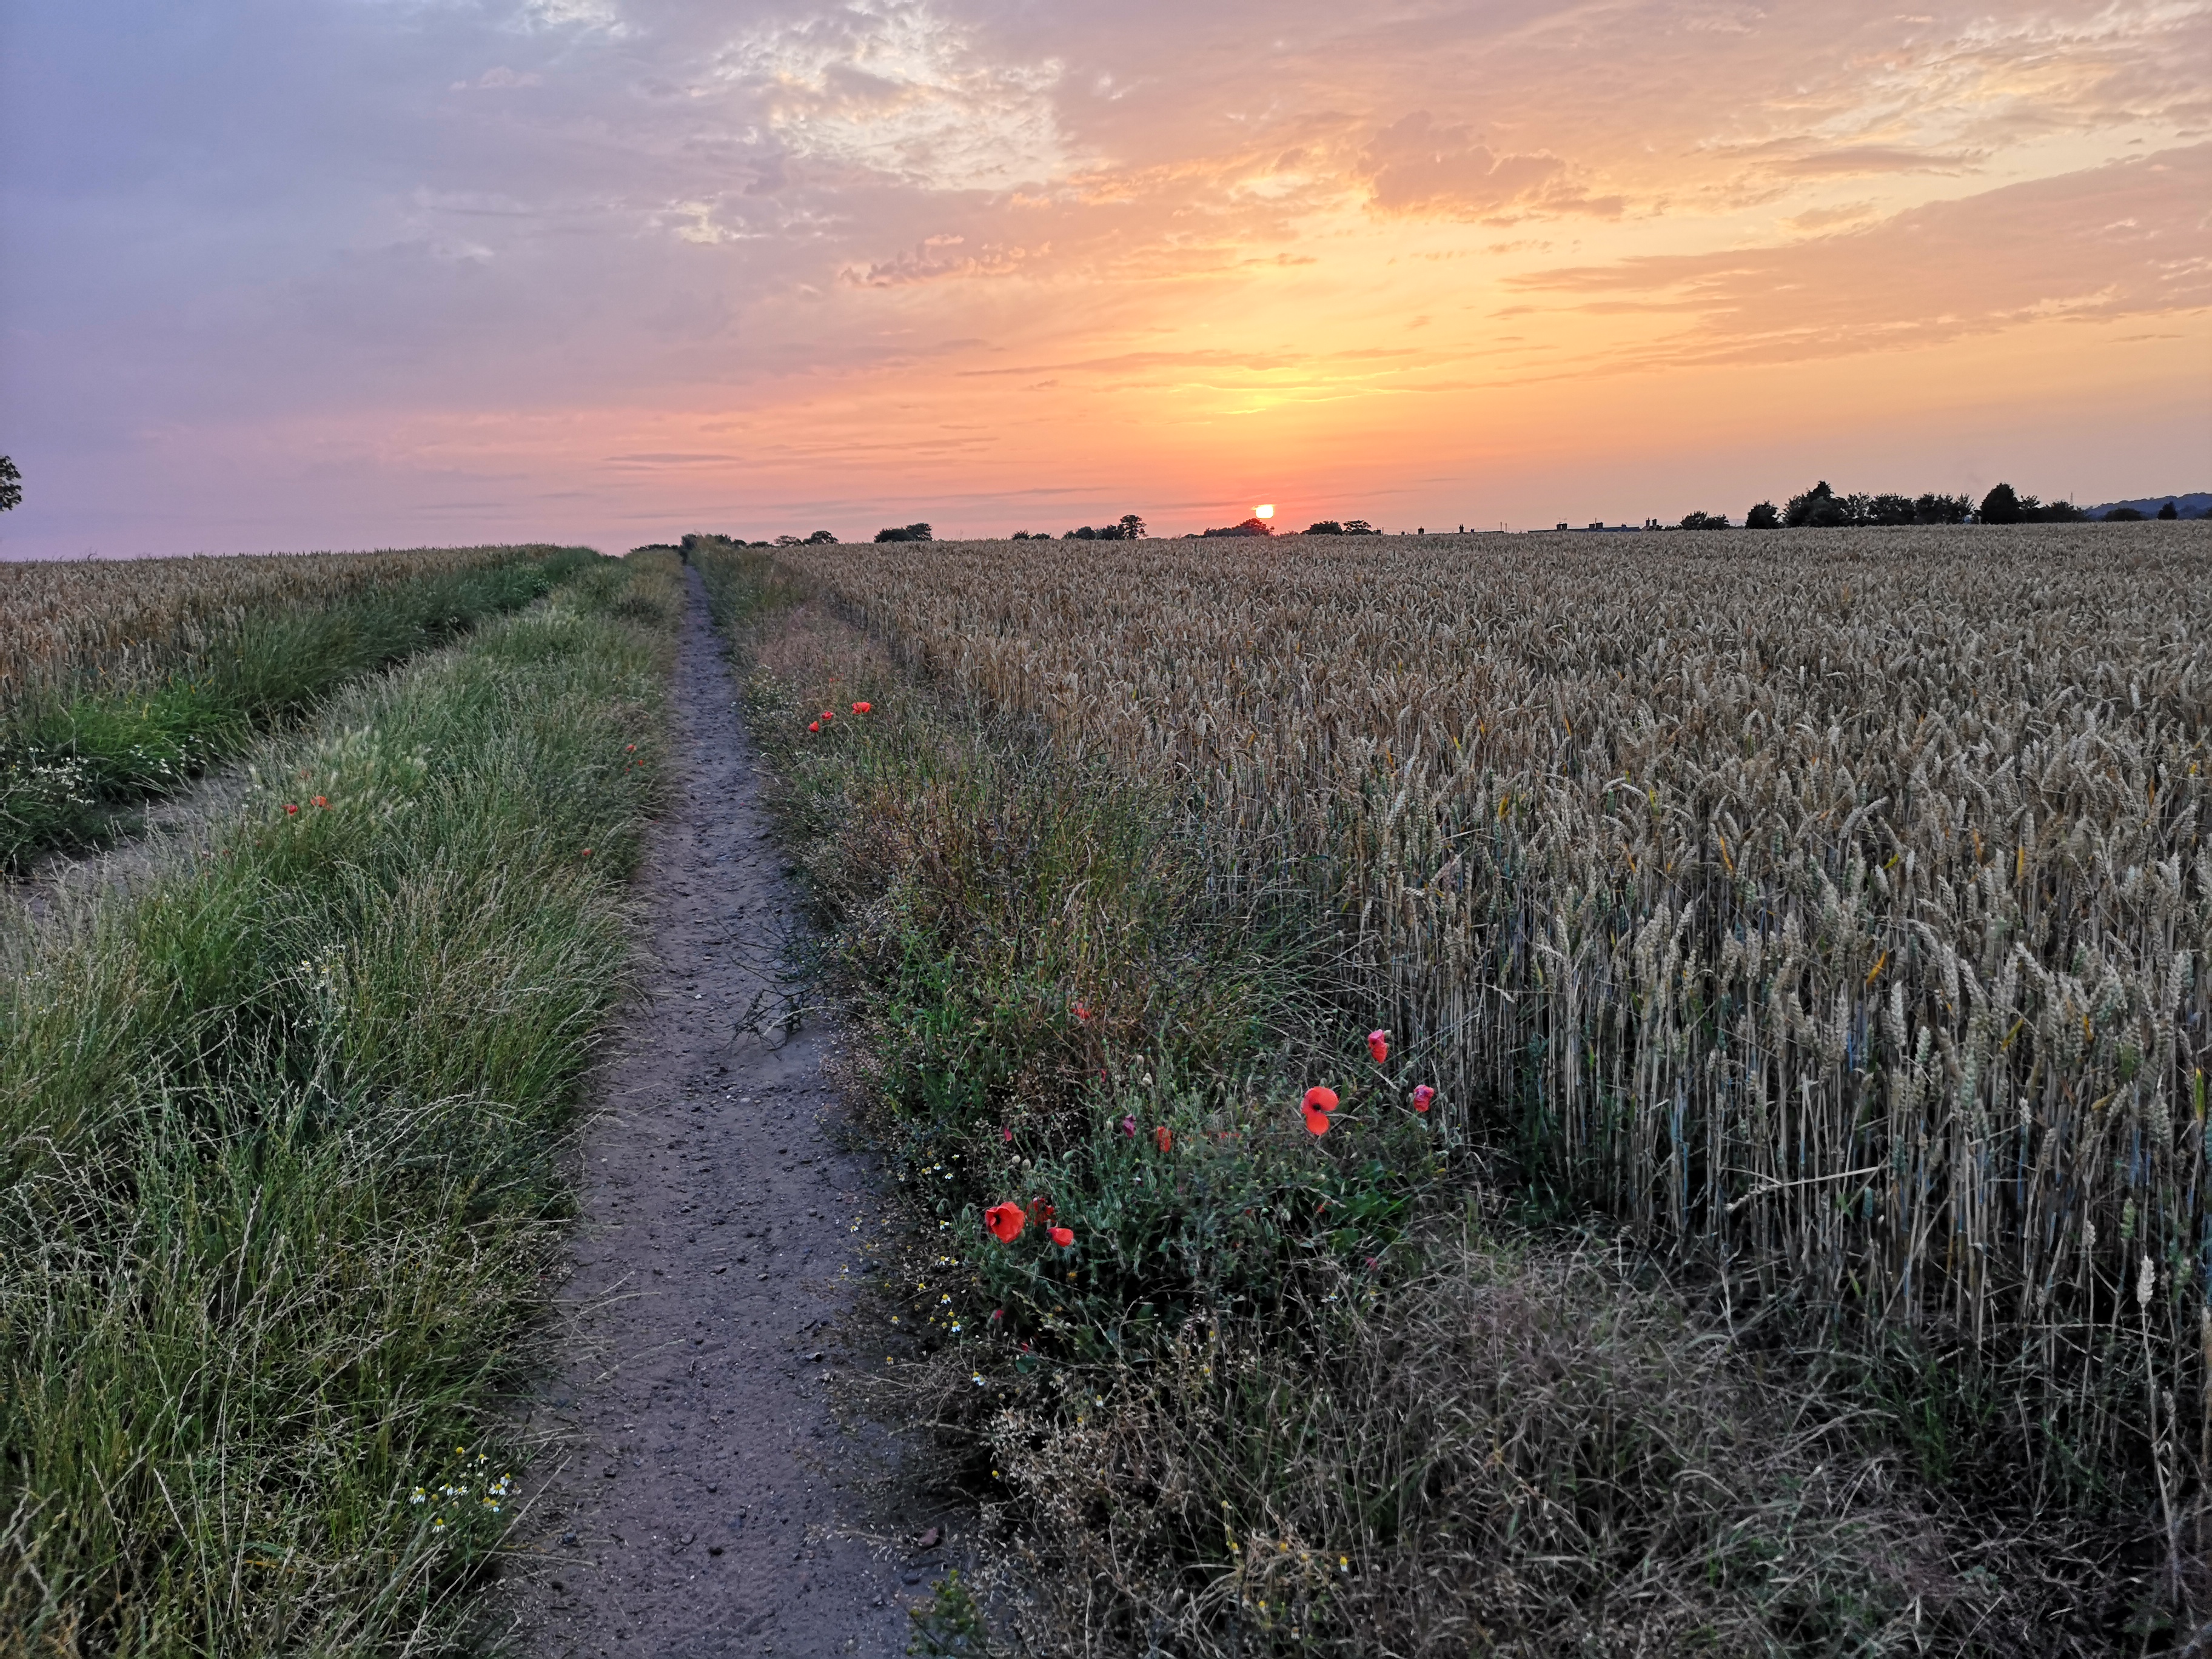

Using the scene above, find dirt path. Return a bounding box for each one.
[499,571,920,1658]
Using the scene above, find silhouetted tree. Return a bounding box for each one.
[1914,493,1971,525]
[2159,500,2180,520]
[1745,501,1780,529]
[1201,518,1275,538]
[1305,520,1346,535]
[1342,519,1378,535]
[2105,506,2147,521]
[1978,483,2022,525]
[1865,494,1916,526]
[805,529,838,543]
[1680,511,1730,529]
[874,523,934,543]
[1119,514,1147,538]
[1782,481,1834,528]
[0,455,18,514]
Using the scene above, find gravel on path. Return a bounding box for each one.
[499,569,922,1658]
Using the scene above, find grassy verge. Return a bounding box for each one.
[695,546,2139,1657]
[1,546,601,872]
[0,551,683,1655]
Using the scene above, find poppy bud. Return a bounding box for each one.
[283,803,300,817]
[1048,1226,1074,1247]
[984,1201,1026,1243]
[808,721,820,732]
[1367,1030,1390,1064]
[1153,1125,1173,1154]
[1412,1085,1435,1113]
[581,848,593,857]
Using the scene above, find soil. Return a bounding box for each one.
[495,571,934,1658]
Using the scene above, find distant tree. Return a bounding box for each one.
[1341,519,1378,535]
[1201,518,1275,538]
[1679,511,1729,529]
[1064,526,1096,540]
[1744,501,1780,529]
[2036,500,2088,523]
[1305,520,1346,536]
[1119,513,1147,538]
[0,454,18,514]
[1914,492,1971,525]
[2104,506,2147,521]
[875,523,934,543]
[1978,483,2022,525]
[1782,481,1834,528]
[2159,500,2180,520]
[775,534,804,546]
[1865,494,1916,526]
[805,529,838,544]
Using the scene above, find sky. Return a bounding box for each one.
[2,0,2208,556]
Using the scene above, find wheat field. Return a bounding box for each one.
[0,546,559,720]
[783,525,2212,1463]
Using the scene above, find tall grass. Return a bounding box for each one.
[695,546,2097,1655]
[0,551,683,1655]
[1,546,601,870]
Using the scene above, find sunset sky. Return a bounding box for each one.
[3,1,2207,555]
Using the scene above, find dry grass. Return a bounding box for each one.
[778,527,2212,1503]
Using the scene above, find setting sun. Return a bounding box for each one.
[1254,504,1275,520]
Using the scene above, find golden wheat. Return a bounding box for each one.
[0,546,560,718]
[782,526,2212,1421]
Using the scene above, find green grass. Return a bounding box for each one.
[695,545,2134,1657]
[0,551,683,1656]
[1,548,602,872]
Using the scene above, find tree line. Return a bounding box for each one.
[1688,481,2196,530]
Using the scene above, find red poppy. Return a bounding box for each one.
[808,721,820,733]
[626,743,636,752]
[1073,999,1091,1023]
[581,848,593,858]
[988,1307,1004,1323]
[1153,1125,1173,1154]
[310,796,328,809]
[984,1202,1026,1243]
[1002,1127,1013,1143]
[1367,1030,1390,1064]
[1301,1085,1338,1136]
[1412,1084,1436,1113]
[821,710,835,721]
[283,803,299,817]
[853,702,871,714]
[1048,1226,1075,1247]
[1036,1203,1055,1224]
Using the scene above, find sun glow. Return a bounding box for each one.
[1254,504,1274,519]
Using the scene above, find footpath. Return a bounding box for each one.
[503,571,917,1658]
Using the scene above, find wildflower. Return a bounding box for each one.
[853,702,871,714]
[989,1307,1004,1323]
[1120,1114,1138,1137]
[1367,1030,1390,1064]
[1301,1085,1338,1136]
[284,803,300,817]
[971,1373,987,1387]
[1073,999,1091,1023]
[581,848,593,858]
[310,796,328,809]
[821,710,835,722]
[1154,1125,1173,1154]
[1049,1225,1075,1247]
[1412,1084,1435,1113]
[984,1201,1026,1243]
[1002,1127,1013,1142]
[626,743,636,752]
[808,721,820,733]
